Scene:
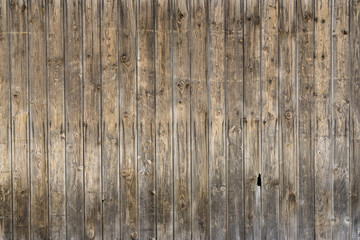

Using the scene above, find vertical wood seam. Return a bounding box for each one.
[63,1,68,238]
[45,0,50,238]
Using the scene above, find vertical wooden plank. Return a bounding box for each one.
[278,0,297,239]
[190,0,209,239]
[261,0,279,238]
[155,0,173,239]
[225,0,245,239]
[314,0,332,238]
[83,0,102,239]
[47,0,66,238]
[297,0,315,239]
[64,0,84,238]
[9,0,30,238]
[119,0,138,239]
[28,0,48,238]
[0,1,12,238]
[208,0,226,239]
[243,0,261,239]
[332,0,351,238]
[137,0,156,238]
[172,0,192,238]
[101,0,120,238]
[350,0,360,238]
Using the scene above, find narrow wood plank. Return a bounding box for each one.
[350,0,360,238]
[28,0,48,238]
[332,1,351,238]
[208,0,226,239]
[83,0,102,239]
[225,0,245,239]
[101,0,120,238]
[243,0,262,239]
[172,0,192,238]
[47,0,66,238]
[190,0,210,239]
[64,0,84,238]
[314,0,332,238]
[278,0,297,239]
[297,0,316,238]
[119,0,138,239]
[9,0,30,238]
[155,0,173,239]
[0,1,12,238]
[137,0,157,238]
[261,0,280,238]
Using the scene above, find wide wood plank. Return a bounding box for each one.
[137,0,156,238]
[28,0,48,238]
[101,0,120,238]
[172,0,192,238]
[225,0,245,239]
[243,0,262,239]
[350,0,360,238]
[47,0,66,238]
[83,0,102,239]
[297,0,316,239]
[119,0,138,239]
[155,0,173,239]
[190,0,210,239]
[278,0,297,239]
[64,0,84,238]
[261,0,280,238]
[0,1,12,238]
[208,0,226,239]
[332,0,351,238]
[9,0,30,238]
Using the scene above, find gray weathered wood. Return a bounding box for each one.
[137,0,157,238]
[47,0,66,238]
[83,0,102,239]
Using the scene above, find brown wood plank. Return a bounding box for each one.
[28,0,48,238]
[101,0,120,238]
[350,0,360,238]
[172,0,192,238]
[297,0,315,238]
[278,0,297,239]
[83,0,102,239]
[119,0,138,239]
[225,0,245,239]
[314,0,332,238]
[243,0,261,239]
[261,0,280,238]
[155,0,173,239]
[332,1,351,238]
[47,0,66,238]
[137,0,157,238]
[208,0,226,239]
[0,1,12,238]
[9,0,30,238]
[64,0,84,238]
[190,0,210,239]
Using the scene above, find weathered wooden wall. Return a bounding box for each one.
[0,0,359,239]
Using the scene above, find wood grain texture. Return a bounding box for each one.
[64,0,84,238]
[28,0,48,239]
[137,0,156,239]
[83,0,102,239]
[190,0,210,239]
[119,0,138,239]
[172,0,192,239]
[47,0,66,238]
[155,0,173,239]
[225,0,245,239]
[101,0,120,238]
[0,1,12,239]
[9,0,30,238]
